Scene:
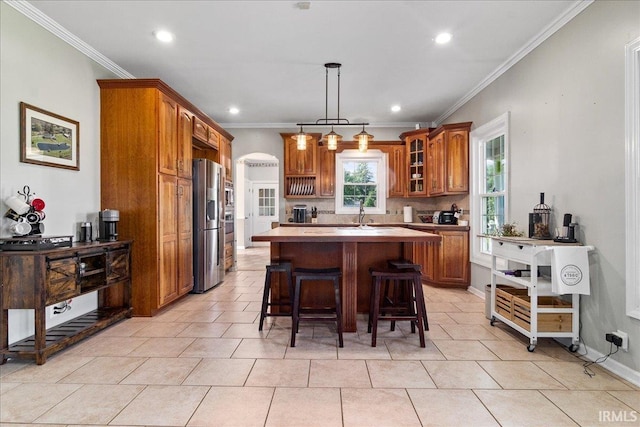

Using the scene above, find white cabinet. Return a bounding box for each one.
[489,237,580,352]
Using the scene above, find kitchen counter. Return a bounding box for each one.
[252,226,441,332]
[280,222,469,231]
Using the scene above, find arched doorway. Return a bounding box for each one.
[235,153,279,248]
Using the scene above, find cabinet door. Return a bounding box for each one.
[46,257,79,305]
[192,116,208,143]
[208,126,220,150]
[158,174,178,306]
[158,94,178,176]
[285,138,317,175]
[107,248,130,284]
[436,230,469,284]
[407,135,427,196]
[177,178,193,296]
[427,132,445,196]
[177,106,193,179]
[317,145,335,197]
[220,136,232,182]
[388,145,407,197]
[445,130,469,193]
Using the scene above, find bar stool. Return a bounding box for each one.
[259,261,294,331]
[291,267,343,347]
[387,259,429,331]
[368,268,426,347]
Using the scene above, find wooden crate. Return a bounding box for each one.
[512,295,573,332]
[494,285,528,320]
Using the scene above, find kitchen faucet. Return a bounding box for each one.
[359,199,365,226]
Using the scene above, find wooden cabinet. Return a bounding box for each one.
[208,126,220,150]
[177,107,193,179]
[192,116,208,143]
[388,144,407,197]
[317,145,335,197]
[426,122,471,196]
[220,135,232,182]
[282,133,320,198]
[98,79,232,316]
[400,129,429,197]
[0,241,132,364]
[224,232,234,270]
[411,226,469,287]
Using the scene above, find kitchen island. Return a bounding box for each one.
[251,226,441,332]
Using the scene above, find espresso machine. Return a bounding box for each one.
[98,209,119,241]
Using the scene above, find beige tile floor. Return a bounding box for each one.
[1,246,638,426]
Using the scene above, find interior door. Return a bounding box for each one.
[251,182,278,246]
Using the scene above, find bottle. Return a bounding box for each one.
[80,222,92,242]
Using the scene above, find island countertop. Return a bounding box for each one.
[251,226,440,332]
[252,225,442,243]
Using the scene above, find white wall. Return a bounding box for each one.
[1,3,117,342]
[446,1,640,374]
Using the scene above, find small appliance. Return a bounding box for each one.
[553,213,578,243]
[293,205,307,223]
[437,210,458,225]
[98,209,119,241]
[432,211,440,224]
[80,222,92,242]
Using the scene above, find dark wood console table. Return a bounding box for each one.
[0,240,132,365]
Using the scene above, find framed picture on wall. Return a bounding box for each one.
[20,102,79,171]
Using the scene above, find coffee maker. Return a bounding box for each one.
[98,209,119,241]
[293,205,307,223]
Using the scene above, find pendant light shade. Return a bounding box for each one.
[354,126,374,152]
[323,127,342,151]
[292,126,312,150]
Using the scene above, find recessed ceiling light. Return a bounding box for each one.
[435,32,452,44]
[391,105,401,113]
[229,107,240,115]
[154,30,174,43]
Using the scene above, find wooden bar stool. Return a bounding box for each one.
[368,268,426,347]
[387,259,429,331]
[291,267,343,347]
[259,261,294,331]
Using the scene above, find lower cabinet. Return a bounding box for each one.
[224,232,234,271]
[412,227,469,288]
[0,241,132,365]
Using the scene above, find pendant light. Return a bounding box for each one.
[295,63,373,151]
[322,126,342,150]
[354,125,374,152]
[292,125,312,150]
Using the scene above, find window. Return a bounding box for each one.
[335,150,386,215]
[257,187,276,217]
[625,36,640,320]
[470,112,510,267]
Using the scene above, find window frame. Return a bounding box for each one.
[470,112,510,268]
[625,37,640,320]
[335,149,387,215]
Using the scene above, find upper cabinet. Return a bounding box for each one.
[317,144,336,197]
[282,133,320,198]
[220,135,232,182]
[427,122,472,196]
[177,106,193,179]
[400,129,429,197]
[387,144,407,197]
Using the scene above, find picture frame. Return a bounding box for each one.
[20,102,79,171]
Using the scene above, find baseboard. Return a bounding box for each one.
[577,342,640,388]
[472,285,640,387]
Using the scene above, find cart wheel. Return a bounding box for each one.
[527,344,536,352]
[490,316,496,326]
[569,344,579,353]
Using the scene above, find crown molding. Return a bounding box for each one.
[5,0,134,78]
[218,121,432,129]
[435,0,594,125]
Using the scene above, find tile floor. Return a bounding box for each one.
[1,246,638,426]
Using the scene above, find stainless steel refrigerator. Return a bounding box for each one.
[192,159,225,293]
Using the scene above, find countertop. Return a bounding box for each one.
[252,225,442,243]
[280,222,469,231]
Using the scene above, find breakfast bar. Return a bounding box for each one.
[251,226,441,332]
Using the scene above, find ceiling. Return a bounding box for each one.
[20,0,587,129]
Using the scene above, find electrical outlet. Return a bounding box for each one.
[615,330,629,352]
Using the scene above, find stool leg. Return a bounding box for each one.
[285,265,294,316]
[368,274,375,333]
[259,269,272,331]
[333,277,344,347]
[413,276,426,347]
[290,277,302,347]
[371,276,382,347]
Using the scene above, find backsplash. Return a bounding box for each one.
[284,195,469,224]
